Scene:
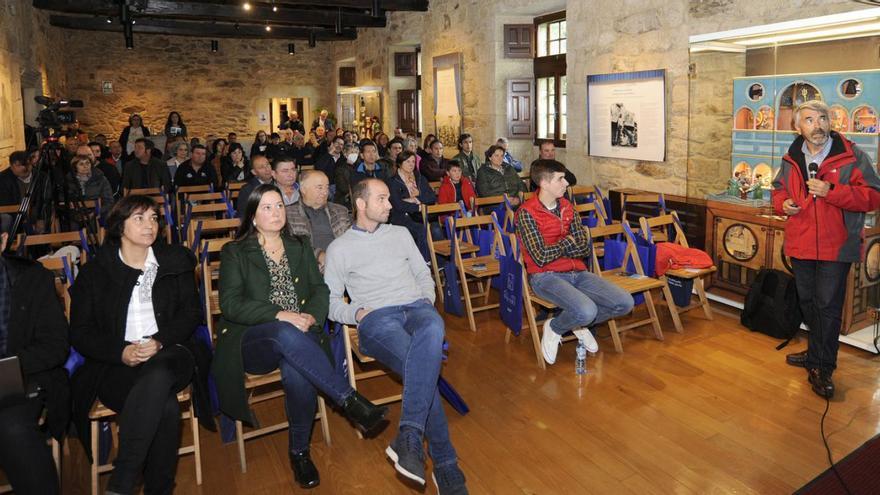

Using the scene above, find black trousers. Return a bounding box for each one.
[0,398,58,494]
[790,258,851,372]
[97,345,194,495]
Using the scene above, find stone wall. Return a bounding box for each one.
[60,32,336,142]
[0,0,67,167]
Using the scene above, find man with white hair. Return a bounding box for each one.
[311,109,335,132]
[772,100,880,398]
[286,170,350,272]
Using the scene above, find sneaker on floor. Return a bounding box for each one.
[541,318,562,365]
[386,429,426,485]
[433,463,468,495]
[572,327,599,353]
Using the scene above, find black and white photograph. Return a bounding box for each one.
[610,102,637,147]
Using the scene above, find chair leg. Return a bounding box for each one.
[431,256,444,305]
[189,401,202,485]
[90,421,99,495]
[235,420,247,473]
[661,278,684,333]
[696,277,713,320]
[523,299,546,370]
[644,290,664,341]
[482,279,491,306]
[51,437,61,483]
[343,327,365,440]
[608,319,624,353]
[317,397,331,446]
[459,269,477,332]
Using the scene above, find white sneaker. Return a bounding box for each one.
[573,328,599,353]
[541,318,562,365]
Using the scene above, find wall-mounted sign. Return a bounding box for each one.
[102,81,113,95]
[259,112,268,124]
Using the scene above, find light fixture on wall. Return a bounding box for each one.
[265,24,272,32]
[243,2,251,11]
[335,8,343,35]
[272,1,278,12]
[288,43,295,55]
[371,0,381,18]
[211,40,219,52]
[308,30,317,48]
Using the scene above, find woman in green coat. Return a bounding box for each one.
[212,183,388,489]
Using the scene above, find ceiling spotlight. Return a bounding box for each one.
[243,2,251,10]
[131,19,136,24]
[272,5,278,12]
[288,43,295,55]
[308,31,316,47]
[106,16,112,23]
[211,40,219,52]
[265,24,271,32]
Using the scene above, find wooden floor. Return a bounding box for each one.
[59,303,880,494]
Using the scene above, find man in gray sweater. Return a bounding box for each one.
[324,179,467,494]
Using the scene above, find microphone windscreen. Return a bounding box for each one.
[808,162,818,178]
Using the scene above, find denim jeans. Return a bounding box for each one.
[529,270,634,335]
[241,321,353,453]
[790,258,851,372]
[357,299,457,467]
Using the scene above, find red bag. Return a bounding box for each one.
[655,242,713,276]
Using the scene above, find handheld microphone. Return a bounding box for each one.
[808,162,819,199]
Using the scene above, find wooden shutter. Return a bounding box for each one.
[504,24,534,59]
[394,52,416,77]
[398,89,417,134]
[507,79,534,138]
[339,67,356,87]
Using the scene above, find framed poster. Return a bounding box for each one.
[587,69,666,162]
[433,53,462,150]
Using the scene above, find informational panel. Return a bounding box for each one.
[587,69,666,162]
[433,53,462,150]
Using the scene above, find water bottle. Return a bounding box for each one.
[575,341,587,375]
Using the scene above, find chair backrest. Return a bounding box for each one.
[429,181,442,193]
[573,202,607,227]
[200,254,223,338]
[474,194,505,212]
[15,229,90,263]
[189,202,232,218]
[622,191,666,224]
[127,187,163,196]
[587,222,646,276]
[568,184,611,221]
[638,212,688,247]
[38,255,74,319]
[226,182,246,192]
[447,214,504,260]
[177,184,213,195]
[187,192,226,203]
[188,218,241,254]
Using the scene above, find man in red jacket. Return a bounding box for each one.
[772,100,880,398]
[515,160,633,365]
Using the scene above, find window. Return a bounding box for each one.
[534,11,566,145]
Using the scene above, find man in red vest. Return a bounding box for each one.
[515,160,634,365]
[772,100,880,398]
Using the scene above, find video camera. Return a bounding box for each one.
[35,95,83,131]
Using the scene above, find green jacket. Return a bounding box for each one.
[211,234,330,425]
[476,162,526,198]
[452,151,480,180]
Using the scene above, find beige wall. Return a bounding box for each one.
[747,36,880,75]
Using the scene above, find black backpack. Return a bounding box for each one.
[741,269,803,349]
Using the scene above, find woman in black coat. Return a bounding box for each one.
[118,114,151,161]
[386,150,437,262]
[70,195,210,495]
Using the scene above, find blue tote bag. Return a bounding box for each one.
[443,221,465,317]
[498,238,523,336]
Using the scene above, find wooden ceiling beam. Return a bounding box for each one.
[48,14,358,40]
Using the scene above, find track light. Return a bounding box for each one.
[288,43,295,55]
[211,40,219,52]
[308,31,316,47]
[335,8,343,35]
[265,24,271,32]
[106,16,112,23]
[371,0,381,17]
[243,2,251,10]
[131,19,136,24]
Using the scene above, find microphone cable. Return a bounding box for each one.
[811,167,852,495]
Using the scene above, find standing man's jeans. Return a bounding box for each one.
[529,270,634,335]
[790,258,851,372]
[241,321,353,453]
[356,299,458,468]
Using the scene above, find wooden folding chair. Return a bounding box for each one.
[14,229,91,264]
[226,181,246,201]
[473,195,505,215]
[176,184,213,225]
[87,389,201,495]
[203,263,331,472]
[429,181,442,193]
[187,218,240,255]
[505,234,554,370]
[568,185,612,224]
[126,187,163,196]
[622,191,668,240]
[341,325,402,439]
[38,255,74,319]
[448,214,503,332]
[587,223,673,353]
[420,203,478,304]
[199,239,233,338]
[639,212,716,332]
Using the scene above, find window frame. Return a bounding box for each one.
[533,11,567,147]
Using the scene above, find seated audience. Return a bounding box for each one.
[0,232,69,495]
[379,138,404,172]
[386,151,437,261]
[250,130,270,158]
[286,170,350,273]
[420,139,449,182]
[403,137,421,172]
[311,109,335,132]
[496,137,523,172]
[315,136,344,199]
[418,134,436,162]
[163,112,187,139]
[94,134,108,147]
[66,155,114,212]
[174,144,218,189]
[222,143,251,186]
[290,132,315,166]
[269,133,281,146]
[438,160,476,213]
[515,160,634,365]
[531,141,576,189]
[108,141,125,175]
[351,140,389,187]
[119,113,151,161]
[236,154,274,214]
[375,132,390,157]
[88,142,122,196]
[477,145,526,205]
[209,138,228,183]
[213,184,388,489]
[333,142,362,207]
[166,141,189,185]
[325,179,468,493]
[452,133,480,180]
[227,132,238,144]
[122,138,172,192]
[272,154,301,206]
[286,111,306,136]
[70,195,211,495]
